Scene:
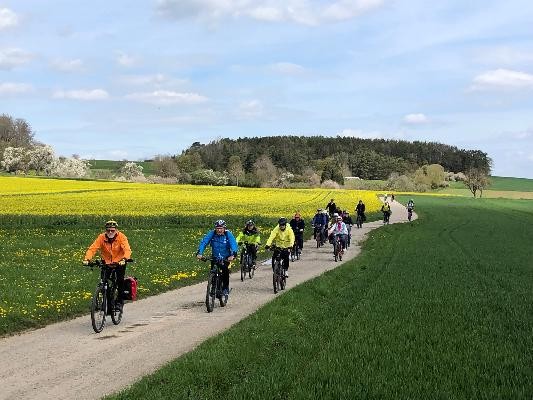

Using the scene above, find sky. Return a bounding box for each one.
[1,1,533,178]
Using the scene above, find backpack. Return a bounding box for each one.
[123,276,138,301]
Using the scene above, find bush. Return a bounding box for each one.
[321,179,341,189]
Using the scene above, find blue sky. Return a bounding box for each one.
[1,0,533,178]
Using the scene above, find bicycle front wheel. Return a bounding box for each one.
[110,286,123,325]
[91,285,106,333]
[206,272,215,312]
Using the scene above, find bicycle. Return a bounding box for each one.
[200,256,229,312]
[268,245,287,294]
[346,224,352,248]
[86,258,133,333]
[356,214,364,229]
[383,211,391,224]
[333,235,344,262]
[239,243,256,281]
[313,224,325,248]
[407,208,413,221]
[291,237,302,262]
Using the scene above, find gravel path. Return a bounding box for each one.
[0,199,415,400]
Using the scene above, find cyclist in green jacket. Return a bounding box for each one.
[235,220,261,268]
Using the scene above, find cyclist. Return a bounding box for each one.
[342,210,353,246]
[196,220,238,299]
[83,220,132,311]
[407,199,415,220]
[311,208,327,244]
[289,212,305,253]
[326,198,337,218]
[328,215,348,254]
[235,220,261,268]
[355,199,366,222]
[265,217,295,277]
[381,201,392,224]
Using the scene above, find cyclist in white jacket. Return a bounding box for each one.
[328,215,349,251]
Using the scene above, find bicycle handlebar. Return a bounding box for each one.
[85,258,134,268]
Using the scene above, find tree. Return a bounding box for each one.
[413,164,446,189]
[50,157,90,178]
[28,145,55,175]
[464,168,490,198]
[153,155,179,178]
[227,155,244,186]
[1,147,28,172]
[120,162,144,180]
[253,154,278,187]
[0,114,35,155]
[175,152,204,173]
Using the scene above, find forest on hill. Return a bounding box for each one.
[173,136,491,183]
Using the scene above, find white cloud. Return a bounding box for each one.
[116,52,137,67]
[474,47,533,67]
[0,48,32,69]
[0,8,18,30]
[238,99,264,118]
[53,89,109,101]
[269,62,306,75]
[403,113,429,124]
[0,82,33,95]
[156,0,385,25]
[119,73,187,87]
[125,90,208,105]
[51,58,85,72]
[470,69,533,91]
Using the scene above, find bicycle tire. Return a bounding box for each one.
[206,272,215,312]
[110,286,123,325]
[280,271,286,290]
[246,254,254,279]
[240,260,245,282]
[91,285,106,333]
[273,261,279,294]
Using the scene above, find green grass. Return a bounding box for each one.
[89,159,155,175]
[108,195,533,399]
[488,176,533,192]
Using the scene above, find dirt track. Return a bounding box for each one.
[0,200,415,400]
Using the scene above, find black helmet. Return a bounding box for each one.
[105,220,118,228]
[214,219,226,228]
[246,219,254,226]
[278,217,287,225]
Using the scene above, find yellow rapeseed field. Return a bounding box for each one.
[0,176,383,217]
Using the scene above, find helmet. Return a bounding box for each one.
[410,199,414,202]
[333,213,338,218]
[317,208,322,212]
[246,219,254,226]
[214,219,226,228]
[294,212,301,218]
[105,220,118,228]
[278,217,287,225]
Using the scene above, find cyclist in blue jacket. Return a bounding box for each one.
[196,219,238,298]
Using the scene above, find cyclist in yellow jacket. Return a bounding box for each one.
[265,217,295,277]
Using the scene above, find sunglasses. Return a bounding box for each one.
[106,229,116,233]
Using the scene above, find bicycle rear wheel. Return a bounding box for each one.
[206,272,215,312]
[110,286,123,325]
[91,285,106,333]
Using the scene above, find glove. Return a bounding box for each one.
[82,260,90,266]
[118,258,126,266]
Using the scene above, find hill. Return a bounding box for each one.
[181,136,491,180]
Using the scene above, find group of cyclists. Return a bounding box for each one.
[82,196,415,312]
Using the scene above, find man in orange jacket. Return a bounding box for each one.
[83,220,132,308]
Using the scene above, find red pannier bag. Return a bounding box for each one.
[123,276,138,301]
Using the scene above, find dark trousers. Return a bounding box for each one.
[295,233,304,250]
[104,265,126,303]
[211,260,230,291]
[272,248,290,270]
